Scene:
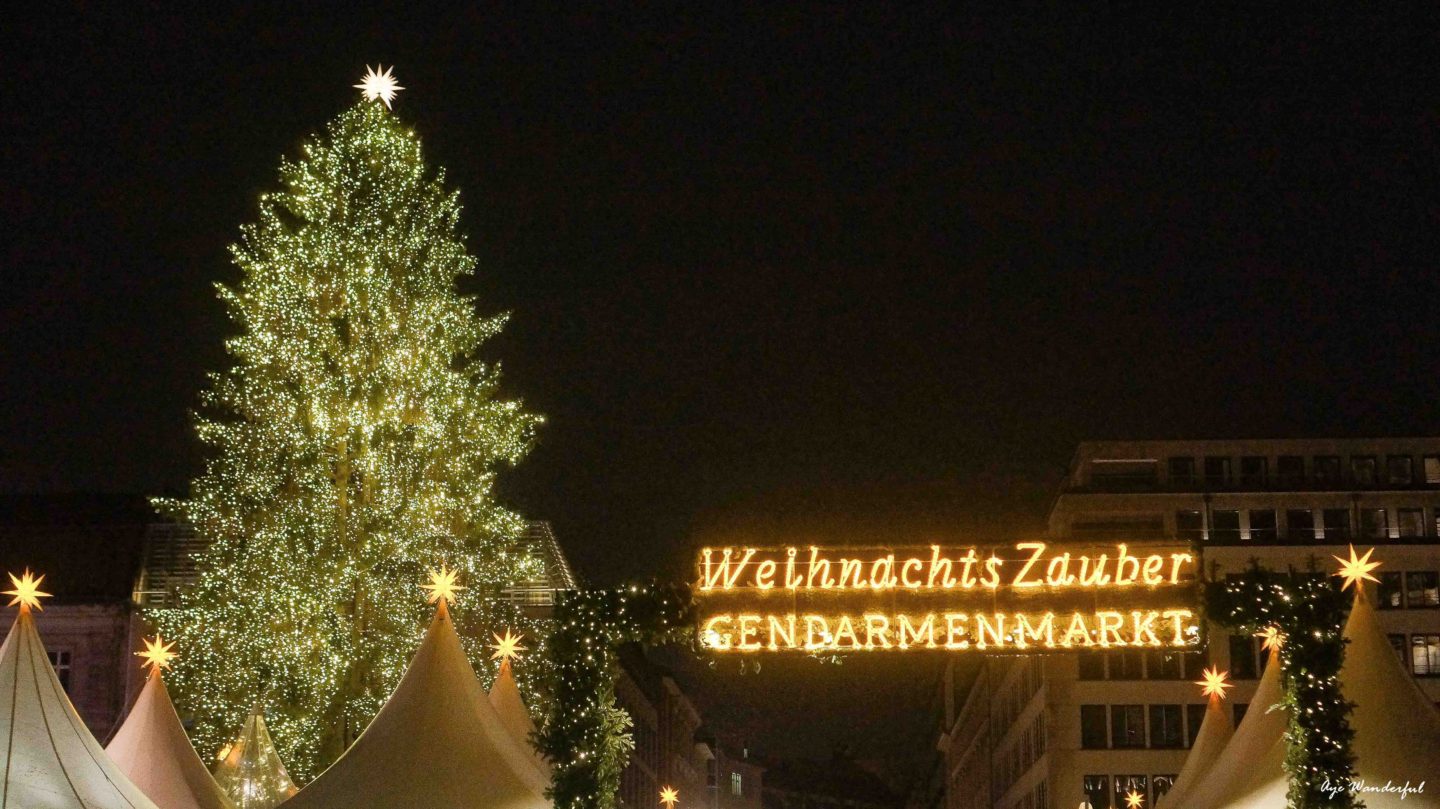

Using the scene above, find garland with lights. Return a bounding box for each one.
[1203,565,1356,809]
[538,583,697,809]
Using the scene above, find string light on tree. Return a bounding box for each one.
[354,65,404,108]
[136,635,179,673]
[3,568,50,612]
[1332,544,1381,592]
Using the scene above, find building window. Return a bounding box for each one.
[1360,508,1388,539]
[1240,456,1268,487]
[1148,705,1184,748]
[47,650,72,692]
[1389,634,1409,666]
[730,772,743,796]
[1211,510,1241,542]
[1426,455,1440,486]
[1168,457,1196,485]
[1078,654,1105,680]
[1407,572,1440,608]
[1399,508,1425,538]
[1153,775,1178,801]
[1175,510,1204,542]
[1080,705,1109,749]
[1234,703,1249,724]
[1277,455,1305,486]
[1229,634,1258,679]
[1314,456,1342,485]
[1185,704,1206,747]
[1111,705,1146,748]
[1204,457,1231,487]
[1114,776,1148,809]
[1248,509,1277,542]
[1411,635,1440,676]
[1322,509,1351,541]
[1352,456,1378,486]
[1378,571,1405,609]
[1388,456,1414,486]
[1083,775,1110,809]
[1110,650,1144,680]
[1286,509,1316,542]
[1148,650,1185,679]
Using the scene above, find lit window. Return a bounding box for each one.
[1388,456,1414,486]
[1378,572,1405,609]
[1398,508,1425,538]
[1411,635,1440,675]
[1083,775,1109,809]
[1406,572,1440,608]
[1114,775,1148,808]
[1425,455,1440,485]
[730,772,742,796]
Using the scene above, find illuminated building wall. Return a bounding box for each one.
[939,438,1440,809]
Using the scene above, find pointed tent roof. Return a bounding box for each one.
[1156,686,1234,808]
[1165,645,1287,809]
[489,658,551,778]
[0,607,160,809]
[280,603,551,809]
[213,707,298,809]
[105,666,235,809]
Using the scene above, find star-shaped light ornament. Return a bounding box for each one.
[1333,544,1381,592]
[136,635,179,673]
[1125,789,1145,809]
[422,565,464,606]
[4,569,52,612]
[1255,626,1283,652]
[354,65,404,108]
[489,629,527,663]
[660,786,679,808]
[1195,666,1233,700]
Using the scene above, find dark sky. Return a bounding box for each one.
[5,5,1440,763]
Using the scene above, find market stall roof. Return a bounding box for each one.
[279,600,550,809]
[0,571,160,809]
[488,656,551,778]
[105,651,235,809]
[213,706,298,809]
[1156,674,1234,809]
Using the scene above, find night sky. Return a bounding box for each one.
[7,6,1440,765]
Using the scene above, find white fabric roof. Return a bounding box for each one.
[0,608,159,809]
[212,707,298,809]
[488,659,551,779]
[105,670,235,809]
[1156,691,1234,809]
[1165,645,1287,809]
[279,603,551,809]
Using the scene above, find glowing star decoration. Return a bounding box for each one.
[1195,666,1233,700]
[136,634,179,672]
[1255,625,1283,652]
[489,629,527,663]
[1125,790,1145,809]
[1332,544,1381,592]
[660,786,679,808]
[4,568,51,612]
[422,565,464,606]
[354,64,404,108]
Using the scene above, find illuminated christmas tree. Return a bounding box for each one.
[153,68,545,780]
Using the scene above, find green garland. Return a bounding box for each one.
[538,583,698,809]
[1203,567,1356,809]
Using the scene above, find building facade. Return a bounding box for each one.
[938,438,1440,809]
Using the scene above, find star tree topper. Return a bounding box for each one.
[137,635,179,672]
[4,569,51,612]
[660,786,679,808]
[355,64,404,108]
[489,629,527,663]
[1195,666,1233,700]
[422,565,464,606]
[1333,544,1381,592]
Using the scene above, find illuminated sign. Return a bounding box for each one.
[695,542,1200,653]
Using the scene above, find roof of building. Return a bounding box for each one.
[0,493,150,602]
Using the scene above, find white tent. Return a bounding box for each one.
[1155,684,1234,808]
[1164,645,1287,809]
[488,657,551,778]
[105,662,235,809]
[0,594,160,809]
[213,706,298,809]
[279,602,551,809]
